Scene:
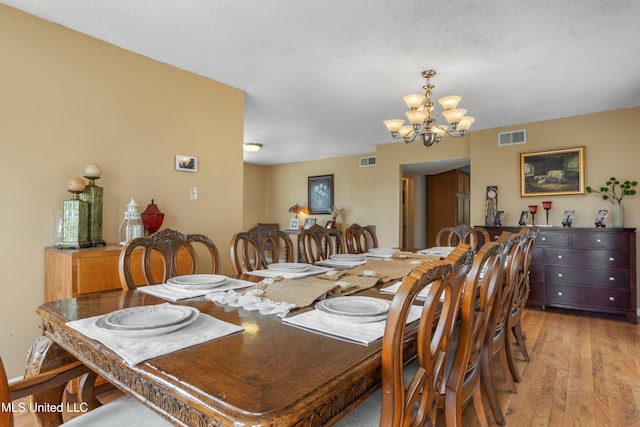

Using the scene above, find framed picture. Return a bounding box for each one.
[594,209,608,228]
[561,210,575,228]
[518,210,529,226]
[303,218,317,229]
[289,218,299,230]
[494,210,504,226]
[325,220,334,229]
[176,155,198,172]
[520,147,585,197]
[308,174,334,214]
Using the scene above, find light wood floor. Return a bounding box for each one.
[13,306,640,426]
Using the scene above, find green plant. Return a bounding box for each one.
[586,177,637,204]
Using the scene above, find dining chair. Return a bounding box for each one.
[229,224,294,274]
[435,224,481,251]
[1,336,171,427]
[507,226,539,378]
[298,224,346,263]
[345,223,378,254]
[335,249,473,426]
[473,226,492,247]
[480,233,524,426]
[119,228,221,290]
[438,240,507,427]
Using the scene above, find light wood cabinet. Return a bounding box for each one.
[45,244,192,302]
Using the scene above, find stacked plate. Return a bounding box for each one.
[330,254,366,262]
[267,262,312,273]
[95,305,199,337]
[315,296,391,323]
[418,246,456,256]
[166,274,227,290]
[365,248,396,258]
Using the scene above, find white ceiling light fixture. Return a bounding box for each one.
[243,143,263,152]
[384,69,475,148]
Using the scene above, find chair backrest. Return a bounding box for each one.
[345,224,378,254]
[473,226,492,247]
[379,248,473,426]
[298,224,346,263]
[511,226,539,318]
[119,228,221,290]
[443,240,507,425]
[436,224,481,251]
[229,225,294,274]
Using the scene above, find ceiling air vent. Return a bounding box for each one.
[498,129,526,146]
[359,156,377,167]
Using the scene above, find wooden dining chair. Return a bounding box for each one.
[435,224,481,251]
[473,226,492,246]
[335,248,473,427]
[345,223,378,254]
[480,233,524,426]
[298,224,346,263]
[438,240,507,427]
[1,336,171,427]
[119,228,221,290]
[229,224,294,274]
[507,226,539,377]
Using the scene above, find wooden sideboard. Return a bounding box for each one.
[482,226,637,323]
[45,244,193,302]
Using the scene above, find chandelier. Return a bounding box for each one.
[383,69,474,147]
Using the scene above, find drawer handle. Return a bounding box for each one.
[557,255,563,259]
[609,257,615,262]
[557,291,563,297]
[541,237,547,241]
[609,296,616,302]
[557,273,563,278]
[609,277,615,282]
[596,238,602,243]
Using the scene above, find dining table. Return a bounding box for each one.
[29,250,447,426]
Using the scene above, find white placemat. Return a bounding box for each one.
[245,265,333,279]
[67,304,244,365]
[282,304,422,345]
[136,278,255,301]
[380,281,443,301]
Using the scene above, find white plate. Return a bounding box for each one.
[367,248,396,254]
[330,254,366,261]
[420,246,455,255]
[96,305,199,337]
[267,263,311,272]
[167,274,227,289]
[316,296,391,317]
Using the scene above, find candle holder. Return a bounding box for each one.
[542,201,552,225]
[528,205,538,226]
[60,177,91,248]
[141,199,165,235]
[80,163,106,247]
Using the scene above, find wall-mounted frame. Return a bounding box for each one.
[520,147,585,197]
[303,218,317,229]
[308,174,334,214]
[176,155,198,172]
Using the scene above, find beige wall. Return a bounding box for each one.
[0,6,244,377]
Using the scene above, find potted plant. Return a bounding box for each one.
[586,177,637,227]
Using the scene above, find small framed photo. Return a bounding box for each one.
[289,218,299,230]
[176,155,198,172]
[325,220,334,229]
[494,211,504,226]
[561,210,575,228]
[303,218,317,229]
[518,210,529,226]
[594,209,608,228]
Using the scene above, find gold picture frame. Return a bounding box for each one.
[520,147,585,197]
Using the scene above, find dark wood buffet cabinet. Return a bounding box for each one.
[483,226,637,323]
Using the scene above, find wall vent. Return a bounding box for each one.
[359,156,377,167]
[498,129,526,146]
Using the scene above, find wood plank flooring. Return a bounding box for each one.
[12,306,640,426]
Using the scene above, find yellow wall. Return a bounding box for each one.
[0,5,244,377]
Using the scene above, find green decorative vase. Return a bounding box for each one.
[612,203,624,228]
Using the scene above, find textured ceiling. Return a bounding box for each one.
[3,0,640,166]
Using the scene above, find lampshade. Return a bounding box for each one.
[438,95,462,110]
[399,126,414,138]
[405,109,429,126]
[383,119,405,133]
[442,108,467,125]
[456,116,475,132]
[402,94,426,110]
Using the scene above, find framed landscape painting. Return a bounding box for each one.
[308,174,334,214]
[520,147,585,197]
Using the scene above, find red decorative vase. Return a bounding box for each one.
[141,199,165,235]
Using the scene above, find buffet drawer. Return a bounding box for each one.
[546,284,631,309]
[571,232,629,250]
[543,248,629,269]
[536,232,570,247]
[545,266,630,288]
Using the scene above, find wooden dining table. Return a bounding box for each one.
[31,271,421,426]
